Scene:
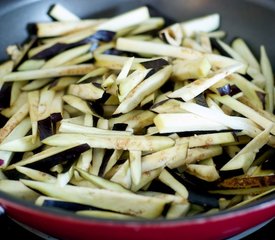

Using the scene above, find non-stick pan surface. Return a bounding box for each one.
[0,0,275,240]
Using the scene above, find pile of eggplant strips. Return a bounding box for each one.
[0,4,274,220]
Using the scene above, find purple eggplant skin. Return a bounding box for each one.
[98,149,115,177]
[38,117,54,141]
[31,42,76,59]
[24,144,90,172]
[165,168,220,209]
[41,199,100,212]
[50,112,63,124]
[217,84,241,96]
[103,48,126,56]
[228,84,241,96]
[84,30,116,42]
[86,100,104,116]
[217,84,231,96]
[194,93,208,107]
[150,99,170,111]
[141,58,169,72]
[31,30,115,60]
[50,112,63,133]
[112,123,128,131]
[38,114,63,140]
[0,82,12,109]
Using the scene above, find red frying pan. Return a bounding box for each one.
[0,0,275,239]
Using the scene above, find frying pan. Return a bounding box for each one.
[0,0,275,239]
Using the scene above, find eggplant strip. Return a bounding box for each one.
[76,168,130,193]
[59,121,132,135]
[49,4,80,21]
[209,186,274,195]
[154,113,229,133]
[96,6,150,31]
[176,102,261,137]
[0,180,40,201]
[169,145,222,168]
[176,132,235,148]
[67,83,104,100]
[210,94,275,135]
[168,64,242,101]
[63,52,93,66]
[116,38,246,73]
[232,38,260,71]
[27,91,39,142]
[186,164,220,182]
[102,150,124,176]
[129,150,142,185]
[131,168,162,192]
[49,77,79,91]
[114,65,172,114]
[89,119,108,175]
[22,78,53,91]
[6,144,90,170]
[37,19,106,37]
[131,17,164,35]
[95,54,150,70]
[76,210,137,219]
[0,103,29,143]
[62,95,99,117]
[260,46,274,113]
[42,44,92,69]
[141,143,188,172]
[110,160,131,189]
[220,126,272,173]
[226,73,264,109]
[108,110,156,133]
[0,135,42,152]
[21,179,166,219]
[42,133,175,152]
[118,68,151,101]
[218,175,275,189]
[172,58,211,81]
[0,118,31,168]
[2,64,95,82]
[16,166,56,183]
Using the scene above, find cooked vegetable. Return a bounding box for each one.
[0,4,274,221]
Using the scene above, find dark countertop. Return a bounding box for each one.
[0,214,274,240]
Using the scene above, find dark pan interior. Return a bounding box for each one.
[0,0,275,223]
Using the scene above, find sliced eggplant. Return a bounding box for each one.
[0,179,40,201]
[114,65,172,114]
[22,179,166,219]
[2,64,95,82]
[6,144,90,171]
[42,133,175,152]
[0,103,29,143]
[76,168,130,193]
[48,3,80,21]
[168,64,242,101]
